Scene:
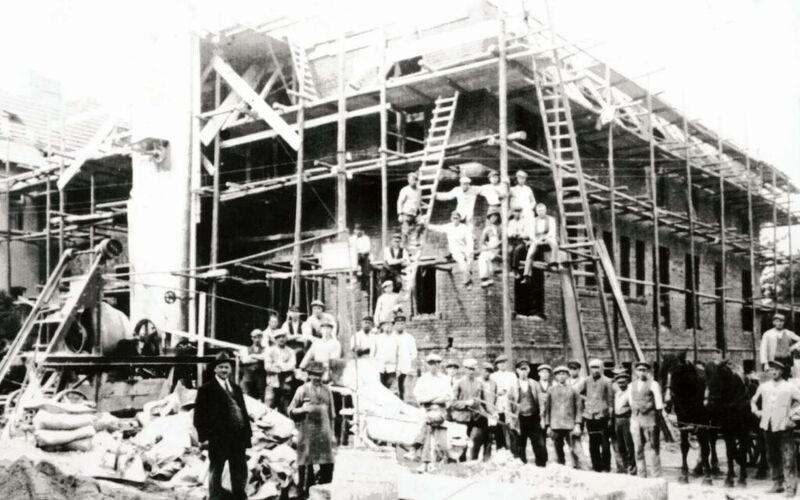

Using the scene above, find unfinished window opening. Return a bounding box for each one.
[414,266,437,315]
[619,236,631,296]
[635,240,646,297]
[515,247,546,317]
[655,169,668,208]
[655,246,671,328]
[10,197,24,231]
[714,262,725,351]
[403,110,427,154]
[685,254,701,330]
[741,269,754,332]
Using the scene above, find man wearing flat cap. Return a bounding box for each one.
[394,315,417,401]
[240,329,266,401]
[478,207,502,288]
[508,360,548,466]
[622,361,666,478]
[613,372,636,474]
[374,280,402,325]
[751,360,800,494]
[428,210,475,289]
[382,232,410,289]
[577,358,614,472]
[537,364,553,393]
[760,313,800,377]
[373,319,399,390]
[264,330,296,414]
[451,358,491,461]
[194,352,252,500]
[352,314,376,357]
[413,353,452,469]
[289,360,336,496]
[436,175,485,226]
[543,365,585,469]
[490,355,517,450]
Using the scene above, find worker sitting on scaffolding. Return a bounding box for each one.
[435,175,481,228]
[510,170,536,225]
[397,171,423,245]
[349,223,372,293]
[479,170,507,214]
[305,300,338,339]
[478,207,502,288]
[521,203,560,284]
[382,233,410,291]
[428,210,474,289]
[508,206,532,278]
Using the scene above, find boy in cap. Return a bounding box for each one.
[537,364,553,392]
[373,319,399,390]
[306,300,338,339]
[262,313,283,344]
[579,358,614,472]
[508,360,548,466]
[240,329,266,401]
[397,172,422,241]
[413,353,452,469]
[374,279,402,325]
[625,361,665,478]
[451,358,490,461]
[760,313,800,377]
[510,170,536,224]
[428,210,474,289]
[289,360,336,496]
[478,207,502,288]
[436,175,481,226]
[394,315,417,401]
[613,371,636,474]
[349,223,372,292]
[264,330,297,414]
[567,360,584,388]
[490,355,516,450]
[544,365,585,469]
[194,352,252,500]
[383,232,410,290]
[352,314,376,356]
[751,360,800,494]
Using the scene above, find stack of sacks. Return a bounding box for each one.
[32,409,96,451]
[244,409,300,499]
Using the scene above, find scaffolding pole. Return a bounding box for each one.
[717,136,727,355]
[745,152,760,366]
[209,70,221,339]
[292,54,307,308]
[4,133,10,291]
[605,63,619,348]
[683,118,699,362]
[647,91,661,364]
[788,193,795,329]
[498,18,513,366]
[772,168,778,315]
[335,32,351,353]
[379,27,389,250]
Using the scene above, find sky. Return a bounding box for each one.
[1,0,798,186]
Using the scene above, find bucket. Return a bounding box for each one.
[331,447,400,500]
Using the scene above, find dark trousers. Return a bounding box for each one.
[552,429,584,468]
[298,463,334,496]
[776,356,793,379]
[518,414,548,466]
[766,429,797,489]
[494,414,507,449]
[208,441,248,500]
[356,253,370,291]
[586,417,612,472]
[510,239,528,274]
[380,371,396,391]
[382,265,405,292]
[614,415,636,473]
[398,373,408,401]
[466,416,491,461]
[241,369,266,401]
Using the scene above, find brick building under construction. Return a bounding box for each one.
[1,1,798,376]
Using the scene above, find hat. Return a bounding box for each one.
[392,233,402,241]
[515,360,530,369]
[379,319,393,327]
[567,360,582,369]
[537,364,552,373]
[515,170,528,178]
[445,359,459,368]
[362,314,374,322]
[769,360,785,370]
[211,351,235,368]
[774,313,786,321]
[486,206,500,218]
[612,365,627,376]
[588,358,603,369]
[512,206,522,211]
[488,170,499,178]
[450,210,462,219]
[459,176,471,184]
[553,365,569,375]
[614,372,631,382]
[272,330,287,339]
[320,319,335,328]
[426,353,443,363]
[305,361,326,375]
[310,299,325,309]
[288,305,300,313]
[494,354,508,364]
[250,329,263,337]
[408,171,418,179]
[482,362,495,371]
[381,280,394,289]
[634,361,652,370]
[393,315,407,323]
[463,358,478,369]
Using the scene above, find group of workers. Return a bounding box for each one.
[352,168,561,297]
[412,354,666,478]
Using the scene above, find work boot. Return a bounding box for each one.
[768,482,786,494]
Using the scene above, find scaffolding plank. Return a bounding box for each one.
[200,64,265,146]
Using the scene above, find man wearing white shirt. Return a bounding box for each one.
[522,203,559,283]
[435,176,482,225]
[397,172,422,241]
[625,361,666,478]
[428,210,474,289]
[478,207,502,288]
[490,355,517,450]
[510,170,536,224]
[479,170,506,212]
[305,300,338,339]
[413,353,452,469]
[382,233,410,291]
[760,313,800,377]
[508,207,532,277]
[394,315,417,401]
[373,320,399,390]
[374,280,402,325]
[349,223,372,292]
[352,314,376,356]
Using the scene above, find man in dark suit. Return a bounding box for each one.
[194,351,252,500]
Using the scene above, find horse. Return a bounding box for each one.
[660,351,718,484]
[704,360,752,487]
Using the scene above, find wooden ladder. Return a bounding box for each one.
[405,93,459,297]
[526,21,643,364]
[287,39,318,101]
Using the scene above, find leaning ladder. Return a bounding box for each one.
[287,39,318,101]
[526,22,644,364]
[405,93,459,298]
